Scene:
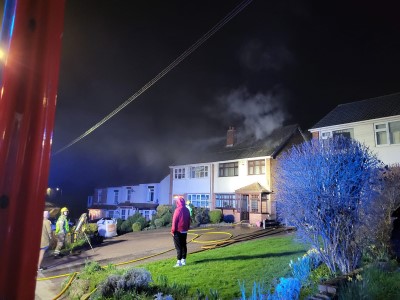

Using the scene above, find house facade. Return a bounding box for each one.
[309,93,400,166]
[169,125,308,225]
[87,175,170,221]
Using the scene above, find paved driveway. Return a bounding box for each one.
[35,225,291,299]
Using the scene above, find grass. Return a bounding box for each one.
[138,234,307,299]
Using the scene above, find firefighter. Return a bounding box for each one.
[54,207,70,258]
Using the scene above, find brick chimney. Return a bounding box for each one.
[226,126,236,147]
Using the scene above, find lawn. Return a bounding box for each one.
[138,233,308,299]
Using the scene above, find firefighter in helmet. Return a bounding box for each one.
[54,207,70,258]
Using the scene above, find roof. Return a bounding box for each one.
[172,124,302,166]
[235,182,270,193]
[311,92,400,129]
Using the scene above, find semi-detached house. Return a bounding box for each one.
[169,124,308,225]
[309,92,400,166]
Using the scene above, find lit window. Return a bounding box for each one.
[248,160,265,175]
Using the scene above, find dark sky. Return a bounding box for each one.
[48,0,400,210]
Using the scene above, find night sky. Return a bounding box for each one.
[48,0,400,213]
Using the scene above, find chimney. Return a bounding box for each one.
[226,126,236,147]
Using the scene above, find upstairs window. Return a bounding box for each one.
[190,166,209,178]
[375,121,400,145]
[248,160,265,175]
[219,162,238,177]
[114,190,119,204]
[127,187,132,201]
[174,168,185,179]
[333,128,354,139]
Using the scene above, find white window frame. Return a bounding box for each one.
[127,188,132,201]
[174,168,186,179]
[187,194,210,208]
[375,121,400,146]
[190,165,209,178]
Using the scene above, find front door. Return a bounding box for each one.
[240,194,249,221]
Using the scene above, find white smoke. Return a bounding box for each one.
[218,88,288,139]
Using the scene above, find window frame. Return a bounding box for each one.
[174,167,186,179]
[219,161,239,177]
[187,194,210,208]
[189,165,209,178]
[248,159,265,175]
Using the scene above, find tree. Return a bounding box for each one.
[275,136,384,274]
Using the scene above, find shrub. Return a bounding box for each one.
[132,222,142,232]
[120,220,133,233]
[96,268,152,298]
[270,277,301,300]
[193,207,210,225]
[289,256,311,285]
[223,214,235,223]
[209,210,222,224]
[275,136,384,274]
[154,218,165,228]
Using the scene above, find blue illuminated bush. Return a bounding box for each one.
[223,214,235,223]
[275,136,384,274]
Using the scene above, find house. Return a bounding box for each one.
[169,124,308,225]
[87,175,170,221]
[309,93,400,166]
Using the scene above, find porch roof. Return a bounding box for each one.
[235,182,270,193]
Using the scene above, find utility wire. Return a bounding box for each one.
[53,0,253,156]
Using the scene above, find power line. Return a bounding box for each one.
[53,0,253,156]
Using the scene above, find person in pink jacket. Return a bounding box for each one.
[171,196,191,267]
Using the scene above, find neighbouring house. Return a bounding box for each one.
[309,92,400,166]
[87,174,170,221]
[169,124,308,225]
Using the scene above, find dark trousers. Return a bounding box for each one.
[173,232,187,260]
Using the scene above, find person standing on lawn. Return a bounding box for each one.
[171,196,191,267]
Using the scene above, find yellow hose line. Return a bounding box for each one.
[52,272,77,300]
[36,229,244,299]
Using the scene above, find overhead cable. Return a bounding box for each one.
[53,0,253,155]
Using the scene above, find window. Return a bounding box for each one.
[261,192,269,213]
[97,190,102,203]
[174,168,185,179]
[114,190,119,204]
[148,186,154,202]
[375,121,400,145]
[321,132,332,140]
[219,162,238,177]
[333,128,354,139]
[187,194,210,208]
[215,194,237,208]
[121,209,126,220]
[250,195,259,212]
[248,160,265,175]
[190,166,209,178]
[127,188,132,201]
[108,211,114,218]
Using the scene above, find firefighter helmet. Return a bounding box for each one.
[60,207,69,213]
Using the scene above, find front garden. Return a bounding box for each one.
[62,136,400,299]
